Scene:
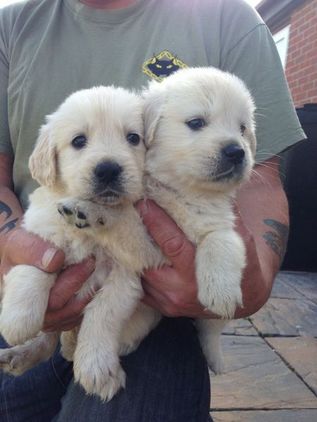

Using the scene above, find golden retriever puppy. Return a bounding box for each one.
[0,86,162,401]
[143,67,256,372]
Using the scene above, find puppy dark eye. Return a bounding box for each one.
[186,118,206,131]
[240,124,246,135]
[127,133,140,146]
[72,135,87,149]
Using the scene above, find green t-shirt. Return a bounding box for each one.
[0,0,305,209]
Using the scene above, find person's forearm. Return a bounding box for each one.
[233,156,289,318]
[0,154,23,254]
[0,186,23,251]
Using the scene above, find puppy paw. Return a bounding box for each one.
[58,199,106,229]
[197,319,226,375]
[74,359,126,401]
[0,346,35,376]
[58,200,90,228]
[198,280,242,319]
[206,353,224,375]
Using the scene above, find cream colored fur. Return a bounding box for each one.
[0,86,163,401]
[51,67,256,374]
[143,67,256,373]
[0,68,256,400]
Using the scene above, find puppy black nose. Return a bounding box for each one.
[94,161,122,184]
[222,143,245,165]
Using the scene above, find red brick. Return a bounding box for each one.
[270,0,317,105]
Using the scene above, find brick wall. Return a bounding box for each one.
[285,0,317,107]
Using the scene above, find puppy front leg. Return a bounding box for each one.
[60,327,79,362]
[0,265,56,345]
[196,319,226,374]
[196,230,245,319]
[0,331,59,375]
[73,268,143,401]
[57,198,116,229]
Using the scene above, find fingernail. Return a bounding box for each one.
[41,248,59,269]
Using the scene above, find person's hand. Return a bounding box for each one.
[137,200,215,318]
[0,226,96,332]
[43,256,96,332]
[0,226,65,277]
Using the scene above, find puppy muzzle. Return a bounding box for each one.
[213,143,246,182]
[93,160,124,202]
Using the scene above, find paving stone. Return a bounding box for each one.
[278,271,317,304]
[222,318,258,336]
[211,336,317,410]
[267,336,317,394]
[212,410,317,422]
[249,298,317,337]
[271,273,303,300]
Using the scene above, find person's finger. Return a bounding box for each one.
[141,287,174,316]
[142,265,173,286]
[58,319,83,332]
[137,200,195,272]
[44,295,91,328]
[141,287,182,318]
[142,278,168,302]
[3,227,65,273]
[44,316,83,332]
[47,257,96,311]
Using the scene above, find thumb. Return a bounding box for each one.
[4,227,65,273]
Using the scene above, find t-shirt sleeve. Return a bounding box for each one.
[220,2,306,162]
[0,8,14,158]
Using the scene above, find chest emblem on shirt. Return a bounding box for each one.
[142,50,187,81]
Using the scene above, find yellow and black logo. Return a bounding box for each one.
[142,50,187,81]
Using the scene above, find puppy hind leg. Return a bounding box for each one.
[60,327,79,362]
[0,265,56,345]
[74,268,143,401]
[119,303,161,356]
[196,319,226,374]
[0,331,59,376]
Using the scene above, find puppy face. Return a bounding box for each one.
[143,67,256,194]
[29,86,145,206]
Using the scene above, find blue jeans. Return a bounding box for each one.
[1,318,211,421]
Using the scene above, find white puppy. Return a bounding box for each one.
[0,86,163,401]
[143,67,256,372]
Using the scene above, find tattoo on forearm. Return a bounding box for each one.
[0,201,12,220]
[0,218,18,234]
[0,201,18,233]
[263,219,289,261]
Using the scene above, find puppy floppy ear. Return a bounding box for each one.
[29,121,57,187]
[142,81,166,148]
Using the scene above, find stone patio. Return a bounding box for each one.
[210,271,317,421]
